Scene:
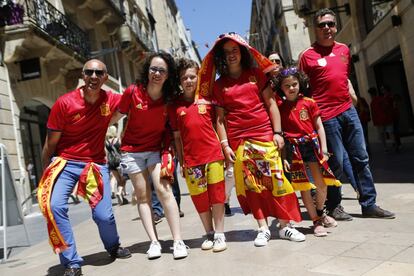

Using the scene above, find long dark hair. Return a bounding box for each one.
[274,67,310,99]
[137,51,179,102]
[213,38,252,76]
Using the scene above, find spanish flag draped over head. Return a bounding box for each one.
[37,158,104,253]
[195,32,277,101]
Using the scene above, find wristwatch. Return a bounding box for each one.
[273,131,284,137]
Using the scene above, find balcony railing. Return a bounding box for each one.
[1,0,90,58]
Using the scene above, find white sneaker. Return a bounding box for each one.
[279,226,306,242]
[146,240,162,259]
[172,240,189,259]
[254,227,271,247]
[212,233,227,252]
[201,239,214,250]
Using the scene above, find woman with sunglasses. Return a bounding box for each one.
[110,52,188,260]
[198,33,305,247]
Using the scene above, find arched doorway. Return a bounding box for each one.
[20,100,50,196]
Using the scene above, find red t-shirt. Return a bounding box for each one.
[169,99,223,167]
[212,68,273,149]
[118,84,167,152]
[279,96,321,138]
[299,42,352,122]
[47,87,121,163]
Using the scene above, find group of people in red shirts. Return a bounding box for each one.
[37,8,395,276]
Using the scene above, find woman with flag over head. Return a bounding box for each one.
[197,32,306,247]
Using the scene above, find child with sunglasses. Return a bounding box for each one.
[199,32,305,246]
[169,58,227,252]
[274,67,340,237]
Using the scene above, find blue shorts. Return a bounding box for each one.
[298,142,318,163]
[120,151,160,175]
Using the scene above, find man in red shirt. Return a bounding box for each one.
[299,8,394,220]
[38,59,131,276]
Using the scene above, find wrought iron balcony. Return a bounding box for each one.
[0,0,90,59]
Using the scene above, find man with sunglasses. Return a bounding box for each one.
[299,9,395,221]
[38,59,131,276]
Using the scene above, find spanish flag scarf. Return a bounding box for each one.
[288,132,341,191]
[37,157,104,253]
[195,33,276,101]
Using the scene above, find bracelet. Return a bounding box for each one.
[220,139,228,144]
[273,131,284,136]
[323,151,331,156]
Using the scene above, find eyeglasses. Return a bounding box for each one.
[317,21,336,28]
[83,69,106,77]
[280,67,298,77]
[218,32,236,39]
[149,66,168,76]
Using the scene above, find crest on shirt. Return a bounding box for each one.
[73,113,81,121]
[249,76,257,83]
[198,104,207,114]
[180,110,186,116]
[299,108,309,121]
[317,58,327,67]
[136,103,143,109]
[100,103,110,116]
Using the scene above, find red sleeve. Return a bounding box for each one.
[308,99,321,119]
[118,85,134,114]
[47,97,66,131]
[108,91,121,112]
[212,81,224,107]
[254,68,269,92]
[167,104,178,131]
[298,51,309,75]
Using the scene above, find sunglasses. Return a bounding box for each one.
[83,69,106,77]
[280,67,298,77]
[317,21,336,28]
[149,66,168,76]
[270,59,281,65]
[218,32,236,39]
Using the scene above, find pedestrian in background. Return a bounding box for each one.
[38,59,131,276]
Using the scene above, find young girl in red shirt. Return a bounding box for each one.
[275,67,340,237]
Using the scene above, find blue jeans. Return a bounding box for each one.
[50,160,120,268]
[323,106,377,212]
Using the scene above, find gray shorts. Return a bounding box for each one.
[120,151,160,175]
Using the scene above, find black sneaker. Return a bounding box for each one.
[224,203,232,216]
[153,213,164,224]
[327,205,353,221]
[63,267,82,276]
[110,246,132,259]
[362,206,395,219]
[179,210,185,218]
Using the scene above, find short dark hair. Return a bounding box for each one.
[313,8,336,26]
[138,51,179,102]
[176,58,199,76]
[213,38,252,76]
